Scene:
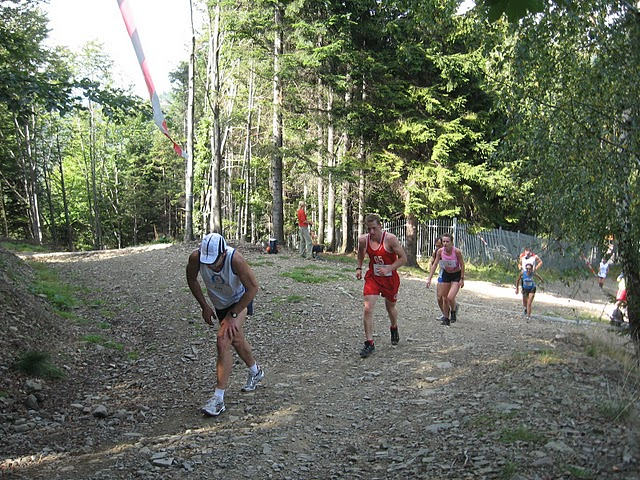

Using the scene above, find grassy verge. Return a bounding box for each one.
[27,261,82,313]
[1,240,52,253]
[16,258,133,370]
[281,264,352,283]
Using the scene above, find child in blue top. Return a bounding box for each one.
[516,264,544,320]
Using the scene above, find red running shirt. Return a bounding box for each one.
[363,231,401,301]
[366,231,398,276]
[297,208,309,227]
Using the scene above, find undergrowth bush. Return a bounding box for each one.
[13,351,64,379]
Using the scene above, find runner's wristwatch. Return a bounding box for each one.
[230,312,238,318]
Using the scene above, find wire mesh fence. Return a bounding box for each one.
[382,218,587,270]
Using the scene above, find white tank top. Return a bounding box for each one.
[200,247,245,309]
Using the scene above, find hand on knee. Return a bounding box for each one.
[216,334,232,351]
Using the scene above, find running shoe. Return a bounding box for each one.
[242,367,265,392]
[450,304,458,323]
[437,314,446,322]
[360,342,375,358]
[202,396,225,416]
[441,317,451,326]
[390,328,399,345]
[523,308,527,315]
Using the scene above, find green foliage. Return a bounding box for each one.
[598,400,632,422]
[280,265,350,283]
[401,265,428,279]
[285,294,305,303]
[0,3,76,116]
[563,465,594,480]
[82,334,104,344]
[0,241,50,253]
[348,3,515,225]
[466,411,516,433]
[82,334,123,351]
[585,343,599,358]
[477,0,576,23]
[464,261,515,285]
[535,350,560,365]
[499,461,519,480]
[13,351,65,379]
[320,254,357,265]
[28,261,79,311]
[499,426,546,444]
[490,0,640,351]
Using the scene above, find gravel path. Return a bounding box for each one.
[1,242,639,479]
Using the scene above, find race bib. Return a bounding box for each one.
[440,259,457,269]
[373,264,392,277]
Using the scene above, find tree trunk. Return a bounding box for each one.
[271,2,285,244]
[55,131,73,250]
[341,181,353,253]
[89,104,102,249]
[357,77,367,237]
[242,65,255,242]
[341,78,354,253]
[209,1,223,234]
[184,0,196,242]
[326,88,336,251]
[618,233,639,357]
[41,130,58,246]
[316,77,325,245]
[18,115,43,244]
[358,146,365,236]
[404,213,419,267]
[616,112,639,357]
[0,177,8,238]
[78,130,95,246]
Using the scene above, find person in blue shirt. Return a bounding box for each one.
[515,263,544,320]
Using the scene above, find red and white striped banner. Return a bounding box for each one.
[117,0,187,158]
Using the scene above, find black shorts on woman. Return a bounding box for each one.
[441,270,462,283]
[521,287,536,296]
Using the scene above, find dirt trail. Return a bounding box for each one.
[1,242,638,479]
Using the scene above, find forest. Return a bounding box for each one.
[1,0,639,349]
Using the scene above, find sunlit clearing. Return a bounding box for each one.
[0,423,226,473]
[249,405,302,429]
[1,452,66,472]
[22,242,174,263]
[464,280,603,314]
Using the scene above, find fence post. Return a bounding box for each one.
[453,218,458,245]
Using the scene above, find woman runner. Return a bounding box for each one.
[426,233,465,326]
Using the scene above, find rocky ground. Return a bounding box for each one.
[1,242,639,480]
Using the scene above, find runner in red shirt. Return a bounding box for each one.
[356,214,407,358]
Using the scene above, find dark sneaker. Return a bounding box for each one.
[523,308,527,315]
[437,315,446,322]
[242,367,265,392]
[450,304,458,323]
[360,342,375,358]
[390,328,399,345]
[202,396,225,416]
[441,318,451,326]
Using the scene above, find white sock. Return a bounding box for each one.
[214,388,225,400]
[249,363,259,375]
